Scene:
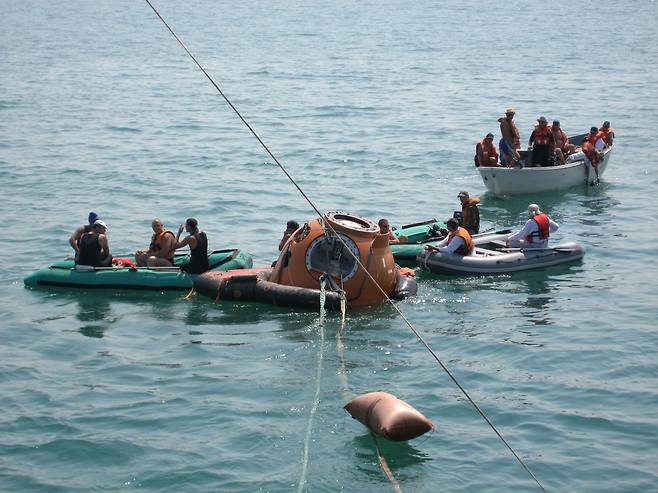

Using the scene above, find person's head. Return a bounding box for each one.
[527,203,541,218]
[537,116,548,127]
[485,132,494,142]
[151,218,163,233]
[93,219,108,233]
[446,218,459,232]
[378,218,391,233]
[552,120,560,127]
[590,126,598,134]
[505,107,515,119]
[185,217,198,233]
[602,121,611,129]
[286,220,299,232]
[458,190,470,204]
[88,212,100,225]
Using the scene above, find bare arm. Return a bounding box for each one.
[98,234,110,257]
[476,143,484,166]
[69,225,85,254]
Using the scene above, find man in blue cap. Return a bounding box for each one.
[69,212,101,261]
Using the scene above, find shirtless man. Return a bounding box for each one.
[378,218,406,244]
[498,107,521,166]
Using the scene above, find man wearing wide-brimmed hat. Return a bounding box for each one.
[498,107,520,166]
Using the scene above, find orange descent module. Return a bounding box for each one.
[194,212,417,309]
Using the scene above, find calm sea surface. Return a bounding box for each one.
[2,1,658,491]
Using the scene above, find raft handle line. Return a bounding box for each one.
[144,3,546,491]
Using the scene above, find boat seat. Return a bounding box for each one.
[474,247,505,256]
[489,240,508,248]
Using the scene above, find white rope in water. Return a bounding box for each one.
[297,283,327,492]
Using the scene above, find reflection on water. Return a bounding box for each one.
[353,432,431,477]
[76,295,115,338]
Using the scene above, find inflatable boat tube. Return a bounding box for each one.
[417,241,585,275]
[344,391,434,441]
[194,268,345,310]
[24,249,253,290]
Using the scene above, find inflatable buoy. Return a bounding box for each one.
[344,391,434,441]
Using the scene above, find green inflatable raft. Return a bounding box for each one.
[24,249,253,291]
[390,218,446,267]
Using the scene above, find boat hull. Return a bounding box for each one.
[23,249,253,290]
[477,145,613,196]
[417,241,585,275]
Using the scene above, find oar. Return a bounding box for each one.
[472,228,512,237]
[499,246,576,253]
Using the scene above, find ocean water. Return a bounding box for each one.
[2,0,658,491]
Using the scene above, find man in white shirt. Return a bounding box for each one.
[507,204,559,248]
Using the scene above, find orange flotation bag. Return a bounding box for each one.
[344,391,434,441]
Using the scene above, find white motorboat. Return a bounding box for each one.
[417,236,585,275]
[476,134,614,196]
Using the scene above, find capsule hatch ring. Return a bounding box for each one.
[305,233,360,282]
[325,212,378,234]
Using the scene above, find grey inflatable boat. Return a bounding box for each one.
[416,236,585,275]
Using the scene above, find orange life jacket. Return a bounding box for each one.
[526,213,550,242]
[583,132,599,147]
[551,126,568,150]
[447,227,475,255]
[533,124,552,146]
[150,230,175,258]
[597,127,614,146]
[477,139,498,165]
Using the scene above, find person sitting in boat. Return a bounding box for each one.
[426,218,474,256]
[456,191,480,235]
[498,107,521,166]
[528,116,555,166]
[597,121,614,147]
[278,220,299,251]
[550,120,576,165]
[474,133,499,167]
[507,204,559,248]
[135,218,176,267]
[174,218,209,274]
[76,220,112,267]
[69,211,101,262]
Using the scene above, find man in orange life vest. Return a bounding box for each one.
[135,218,176,267]
[597,121,614,147]
[528,116,555,166]
[456,190,480,235]
[475,132,499,167]
[426,218,474,256]
[507,204,559,248]
[550,120,576,165]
